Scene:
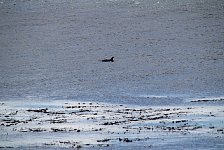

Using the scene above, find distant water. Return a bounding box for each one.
[0,0,224,105]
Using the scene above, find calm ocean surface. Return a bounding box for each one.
[0,0,223,105]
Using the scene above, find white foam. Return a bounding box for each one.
[188,96,224,102]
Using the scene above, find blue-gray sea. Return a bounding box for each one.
[0,0,224,106]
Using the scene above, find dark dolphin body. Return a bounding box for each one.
[101,57,114,62]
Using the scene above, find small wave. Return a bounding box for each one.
[189,97,224,102]
[139,95,169,99]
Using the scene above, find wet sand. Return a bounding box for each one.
[0,100,223,149]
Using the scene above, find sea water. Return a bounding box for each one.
[0,0,223,105]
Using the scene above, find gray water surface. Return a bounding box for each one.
[0,0,224,105]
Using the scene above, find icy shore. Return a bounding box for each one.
[0,100,224,149]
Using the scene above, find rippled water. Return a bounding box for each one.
[0,0,224,105]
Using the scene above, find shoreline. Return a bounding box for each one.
[1,100,223,149]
